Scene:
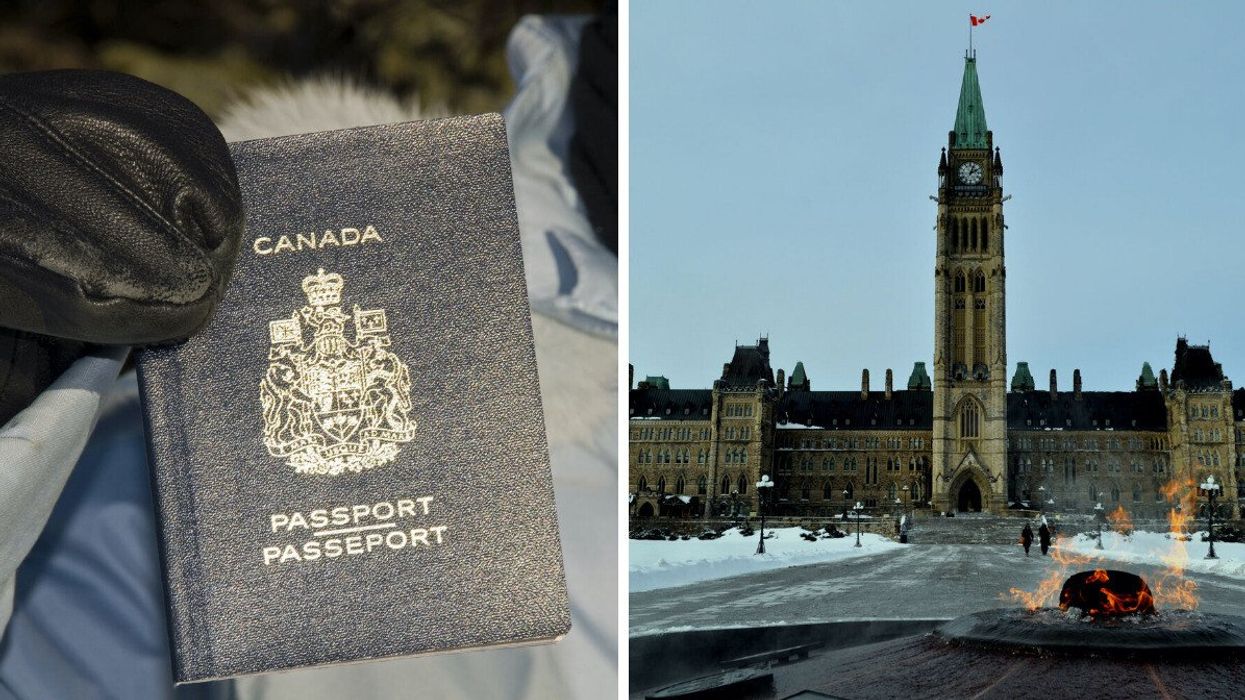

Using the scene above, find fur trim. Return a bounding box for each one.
[217,75,447,142]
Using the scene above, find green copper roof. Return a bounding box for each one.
[789,361,809,389]
[907,362,931,391]
[953,56,988,149]
[1011,362,1035,392]
[791,358,811,386]
[643,375,670,390]
[1137,362,1158,389]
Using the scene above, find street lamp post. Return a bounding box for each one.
[902,484,911,521]
[1200,475,1222,560]
[842,489,850,521]
[755,475,774,555]
[1094,502,1105,550]
[1038,486,1046,516]
[854,501,864,548]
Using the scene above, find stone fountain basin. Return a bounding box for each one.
[721,609,1245,699]
[937,607,1245,658]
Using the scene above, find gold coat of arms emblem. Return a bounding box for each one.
[260,269,416,475]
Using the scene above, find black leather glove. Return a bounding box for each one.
[0,70,244,422]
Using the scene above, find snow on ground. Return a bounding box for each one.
[1062,530,1245,578]
[629,527,903,593]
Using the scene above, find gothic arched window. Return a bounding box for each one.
[638,475,648,492]
[697,476,707,495]
[738,475,748,495]
[960,218,968,249]
[721,474,730,494]
[981,217,989,251]
[970,218,978,250]
[823,482,834,499]
[959,399,980,438]
[657,476,666,493]
[974,270,986,293]
[954,270,966,293]
[949,218,959,251]
[675,475,686,494]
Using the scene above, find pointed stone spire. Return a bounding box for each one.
[952,56,989,149]
[885,369,893,399]
[1137,362,1158,391]
[1050,369,1058,399]
[861,369,870,400]
[1073,369,1083,399]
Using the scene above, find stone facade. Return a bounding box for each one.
[629,54,1242,522]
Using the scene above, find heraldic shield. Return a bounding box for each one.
[260,269,417,475]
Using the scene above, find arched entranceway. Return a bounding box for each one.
[957,480,982,512]
[637,502,654,518]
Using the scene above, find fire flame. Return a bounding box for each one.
[1059,569,1155,617]
[1007,478,1202,611]
[1008,535,1093,610]
[1106,505,1133,534]
[1152,477,1199,610]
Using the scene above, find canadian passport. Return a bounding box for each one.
[135,115,570,682]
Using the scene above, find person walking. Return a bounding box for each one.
[1039,520,1052,556]
[1020,523,1033,556]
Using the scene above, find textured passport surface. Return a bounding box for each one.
[135,115,569,683]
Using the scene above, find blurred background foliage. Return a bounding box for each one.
[0,0,599,117]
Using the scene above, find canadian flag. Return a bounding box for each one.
[970,14,990,26]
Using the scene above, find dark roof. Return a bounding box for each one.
[1007,391,1167,431]
[1171,337,1225,391]
[630,388,712,419]
[1234,388,1245,419]
[776,390,933,430]
[719,339,774,387]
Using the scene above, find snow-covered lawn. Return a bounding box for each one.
[1061,530,1245,578]
[629,527,903,593]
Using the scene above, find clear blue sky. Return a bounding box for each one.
[630,1,1245,393]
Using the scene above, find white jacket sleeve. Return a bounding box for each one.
[0,349,125,634]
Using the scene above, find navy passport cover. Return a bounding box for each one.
[135,115,570,683]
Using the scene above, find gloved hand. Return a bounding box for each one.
[0,70,242,655]
[0,69,244,422]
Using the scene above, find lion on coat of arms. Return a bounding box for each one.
[260,268,416,475]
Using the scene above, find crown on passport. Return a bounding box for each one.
[302,268,344,307]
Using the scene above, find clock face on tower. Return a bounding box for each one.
[958,161,983,185]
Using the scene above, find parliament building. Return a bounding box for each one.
[629,53,1243,522]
